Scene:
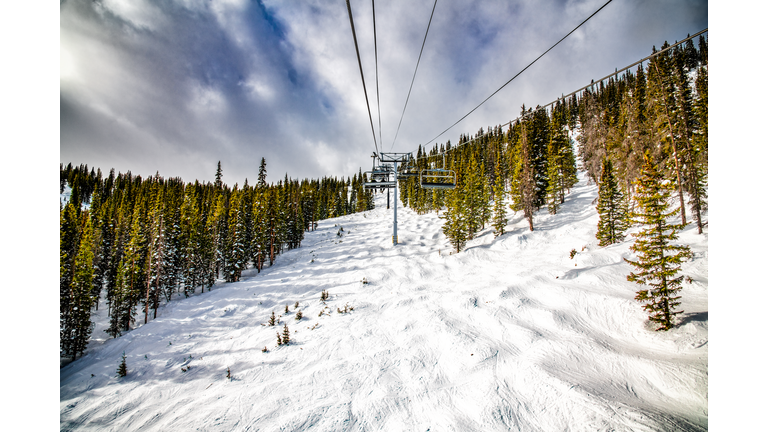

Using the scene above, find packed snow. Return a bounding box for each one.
[60,172,708,431]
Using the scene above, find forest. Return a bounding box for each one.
[60,34,707,359]
[398,35,707,255]
[60,158,375,360]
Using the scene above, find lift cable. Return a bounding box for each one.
[372,0,383,149]
[346,0,379,155]
[390,0,439,152]
[416,0,614,149]
[408,28,708,161]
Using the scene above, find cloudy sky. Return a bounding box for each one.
[60,0,707,185]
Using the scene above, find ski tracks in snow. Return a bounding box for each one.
[61,175,708,431]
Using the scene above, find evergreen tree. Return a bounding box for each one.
[215,161,223,190]
[510,119,536,231]
[144,181,166,323]
[65,213,96,359]
[282,323,290,345]
[625,153,692,331]
[258,157,268,188]
[60,201,80,356]
[595,158,629,246]
[441,180,469,253]
[116,351,127,377]
[491,159,507,237]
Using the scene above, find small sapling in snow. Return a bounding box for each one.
[320,290,329,302]
[295,310,303,320]
[116,352,127,378]
[268,311,276,326]
[226,367,231,380]
[262,346,268,353]
[294,301,299,310]
[362,277,368,285]
[282,324,291,345]
[337,303,354,314]
[570,249,577,259]
[277,331,283,346]
[285,304,290,314]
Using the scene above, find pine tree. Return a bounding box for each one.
[67,214,96,359]
[60,201,80,357]
[215,161,223,190]
[282,323,290,345]
[510,120,536,231]
[441,174,469,253]
[596,158,629,246]
[258,157,268,188]
[625,153,692,331]
[117,351,127,377]
[491,159,507,237]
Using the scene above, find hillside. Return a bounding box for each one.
[60,171,708,431]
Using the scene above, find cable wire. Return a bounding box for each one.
[418,0,614,148]
[390,0,438,151]
[410,27,707,161]
[346,0,379,155]
[373,0,383,150]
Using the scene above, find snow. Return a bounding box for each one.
[60,172,708,431]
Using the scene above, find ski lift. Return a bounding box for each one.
[364,164,395,189]
[397,156,419,179]
[420,154,456,189]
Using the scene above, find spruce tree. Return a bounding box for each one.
[60,202,80,357]
[215,161,223,190]
[625,153,692,331]
[510,120,536,231]
[441,176,469,253]
[596,158,629,246]
[491,159,507,237]
[67,214,96,360]
[117,351,127,377]
[258,157,267,188]
[282,323,290,345]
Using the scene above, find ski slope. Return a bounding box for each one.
[60,172,708,431]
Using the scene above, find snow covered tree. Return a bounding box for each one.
[65,214,96,360]
[596,158,629,246]
[60,201,80,356]
[144,181,166,323]
[625,153,692,331]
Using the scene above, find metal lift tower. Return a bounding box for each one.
[377,152,411,245]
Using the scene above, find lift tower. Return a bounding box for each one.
[377,152,411,245]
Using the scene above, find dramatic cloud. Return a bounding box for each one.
[60,0,707,184]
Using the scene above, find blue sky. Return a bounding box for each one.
[59,0,707,185]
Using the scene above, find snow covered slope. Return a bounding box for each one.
[60,172,708,431]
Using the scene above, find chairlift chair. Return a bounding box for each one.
[419,154,456,189]
[419,169,456,189]
[364,165,396,189]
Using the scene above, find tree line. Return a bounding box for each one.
[398,35,707,330]
[60,159,375,360]
[397,35,707,255]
